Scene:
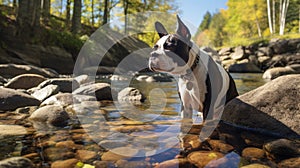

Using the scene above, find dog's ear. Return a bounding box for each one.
[176,15,191,41]
[155,21,168,38]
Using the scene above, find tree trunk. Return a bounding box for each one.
[65,0,71,28]
[279,0,290,35]
[17,0,41,38]
[123,0,129,34]
[91,0,95,26]
[272,0,276,33]
[103,0,109,25]
[267,0,274,34]
[72,0,82,34]
[42,0,50,25]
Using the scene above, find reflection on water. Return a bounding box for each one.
[231,73,268,95]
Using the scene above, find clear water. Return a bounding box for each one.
[0,73,269,167]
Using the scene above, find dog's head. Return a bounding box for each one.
[149,15,192,74]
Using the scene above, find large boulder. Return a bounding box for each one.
[29,105,69,127]
[262,65,300,79]
[0,64,58,78]
[37,78,79,93]
[228,62,261,73]
[222,75,300,139]
[31,84,60,101]
[5,74,46,89]
[230,46,247,60]
[0,88,40,111]
[73,83,114,101]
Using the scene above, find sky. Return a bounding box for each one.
[175,0,228,35]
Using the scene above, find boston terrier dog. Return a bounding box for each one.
[149,15,238,127]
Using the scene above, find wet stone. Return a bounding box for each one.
[241,163,271,168]
[155,158,191,168]
[208,139,234,153]
[242,147,266,160]
[44,147,75,161]
[51,158,79,168]
[76,150,97,162]
[278,157,300,168]
[263,139,300,161]
[187,151,224,168]
[55,140,77,149]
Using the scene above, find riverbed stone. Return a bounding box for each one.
[0,64,58,78]
[5,74,46,89]
[0,88,40,111]
[51,158,79,168]
[278,157,300,168]
[155,158,191,168]
[31,84,60,101]
[73,83,114,101]
[187,151,224,168]
[0,125,27,139]
[76,150,97,162]
[222,75,300,139]
[38,78,79,93]
[263,139,300,161]
[0,157,34,168]
[208,139,234,153]
[241,163,271,168]
[101,147,139,161]
[118,87,145,103]
[44,147,75,161]
[29,105,69,127]
[242,147,265,160]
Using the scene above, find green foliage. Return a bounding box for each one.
[199,11,212,31]
[42,28,84,54]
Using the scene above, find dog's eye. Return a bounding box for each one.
[153,45,158,50]
[164,43,174,50]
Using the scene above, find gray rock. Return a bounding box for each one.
[230,46,247,60]
[0,88,40,111]
[118,87,145,103]
[38,78,79,93]
[29,105,69,127]
[0,76,7,84]
[31,84,60,101]
[0,64,58,78]
[269,39,290,54]
[278,157,300,168]
[222,75,300,138]
[218,47,232,56]
[0,125,27,139]
[41,93,96,106]
[0,157,34,168]
[264,139,300,161]
[228,62,261,73]
[256,47,273,57]
[5,74,46,89]
[74,74,90,85]
[262,66,297,79]
[73,83,114,101]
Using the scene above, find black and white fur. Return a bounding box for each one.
[149,15,238,122]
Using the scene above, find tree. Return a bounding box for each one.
[279,0,290,35]
[42,0,50,24]
[65,0,71,27]
[17,0,42,37]
[72,0,82,34]
[199,11,212,31]
[267,0,274,34]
